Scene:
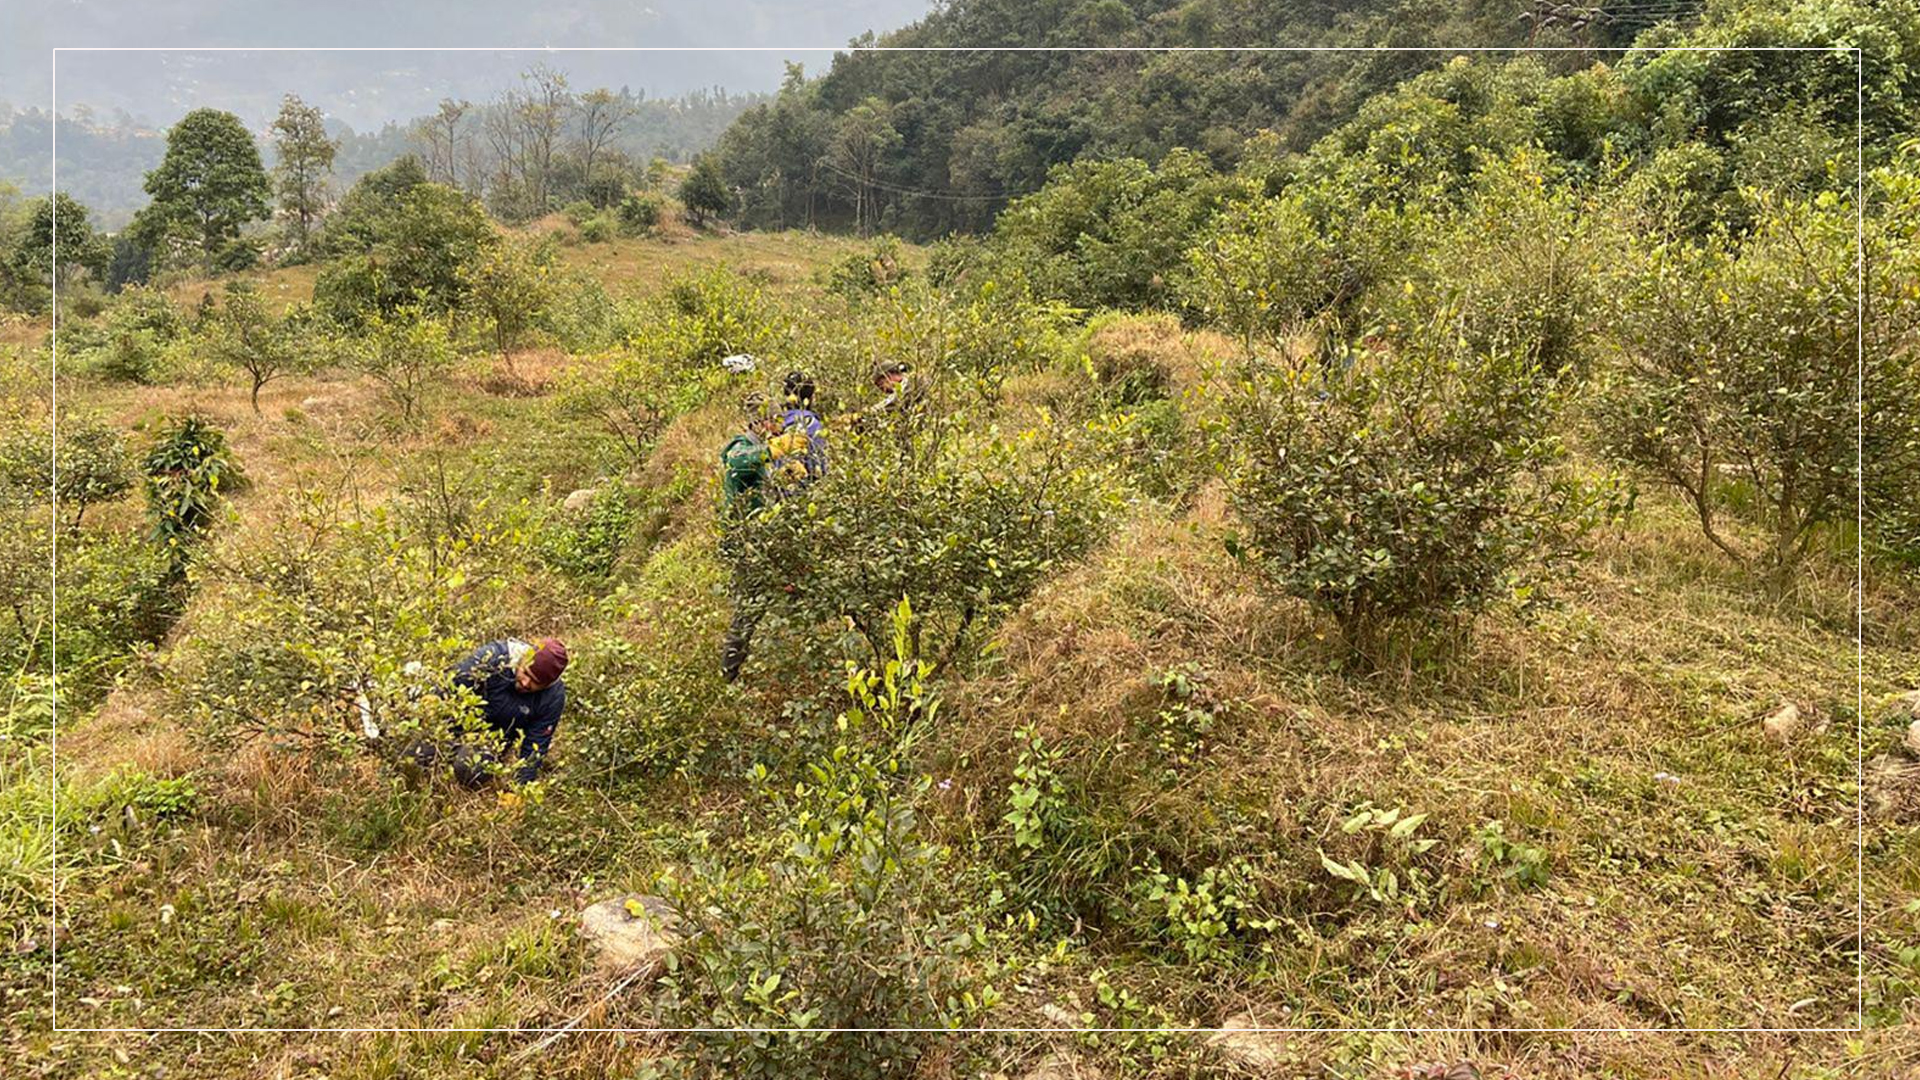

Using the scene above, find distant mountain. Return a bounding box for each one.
[1,85,767,231]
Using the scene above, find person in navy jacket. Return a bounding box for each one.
[451,637,568,784]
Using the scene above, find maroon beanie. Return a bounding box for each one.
[527,637,569,685]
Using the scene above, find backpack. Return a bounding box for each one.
[721,433,770,508]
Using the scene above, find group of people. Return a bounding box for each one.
[387,358,927,791]
[717,358,924,681]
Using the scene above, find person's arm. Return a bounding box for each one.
[451,640,503,693]
[513,685,564,783]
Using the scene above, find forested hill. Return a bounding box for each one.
[708,0,1680,237]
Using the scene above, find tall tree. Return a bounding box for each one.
[575,87,635,179]
[517,64,572,214]
[6,193,107,312]
[131,108,271,266]
[679,154,732,227]
[270,94,338,254]
[417,98,473,189]
[827,99,901,237]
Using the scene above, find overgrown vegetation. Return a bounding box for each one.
[4,2,1913,1076]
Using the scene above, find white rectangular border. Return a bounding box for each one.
[45,39,1866,1037]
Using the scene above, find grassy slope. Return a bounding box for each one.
[3,226,1915,1078]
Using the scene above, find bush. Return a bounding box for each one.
[204,281,305,413]
[562,200,597,227]
[460,235,555,363]
[651,266,793,368]
[1865,153,1920,559]
[727,412,1112,671]
[655,607,986,1077]
[1219,328,1621,650]
[142,414,242,567]
[826,236,909,299]
[355,307,456,425]
[55,417,133,530]
[992,149,1249,310]
[1594,191,1857,579]
[578,215,613,243]
[168,484,565,754]
[616,192,662,235]
[55,531,179,688]
[313,182,495,327]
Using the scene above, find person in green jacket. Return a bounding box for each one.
[717,391,813,682]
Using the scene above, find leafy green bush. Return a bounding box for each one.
[204,281,306,412]
[1864,151,1920,559]
[563,200,598,227]
[826,236,909,299]
[313,182,495,327]
[1594,191,1857,579]
[991,149,1249,310]
[355,307,456,425]
[651,266,793,368]
[578,215,614,243]
[55,531,179,686]
[655,606,986,1077]
[167,484,565,754]
[726,413,1112,671]
[459,235,555,362]
[1219,327,1620,649]
[1128,857,1273,965]
[617,192,662,235]
[142,414,242,567]
[864,278,1076,407]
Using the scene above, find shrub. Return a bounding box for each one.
[651,266,792,368]
[1219,328,1620,649]
[460,235,555,364]
[616,192,662,235]
[655,605,986,1076]
[55,417,133,531]
[1594,191,1857,579]
[142,414,242,566]
[204,281,305,413]
[68,285,184,382]
[727,412,1112,671]
[992,149,1249,310]
[1865,156,1920,559]
[866,279,1076,408]
[559,347,711,466]
[355,306,456,425]
[562,200,597,227]
[578,214,613,243]
[167,485,562,754]
[313,182,495,326]
[4,414,134,532]
[55,531,179,688]
[678,154,731,226]
[827,236,909,299]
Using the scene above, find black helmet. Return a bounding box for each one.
[783,370,816,409]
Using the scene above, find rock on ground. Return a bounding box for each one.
[562,488,600,512]
[1761,702,1802,743]
[578,894,678,977]
[1207,1012,1289,1071]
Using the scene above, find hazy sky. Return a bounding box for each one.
[12,0,932,129]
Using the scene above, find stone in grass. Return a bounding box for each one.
[578,894,678,977]
[1761,702,1802,744]
[1906,719,1920,759]
[562,488,600,513]
[1207,1013,1289,1071]
[1895,689,1920,720]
